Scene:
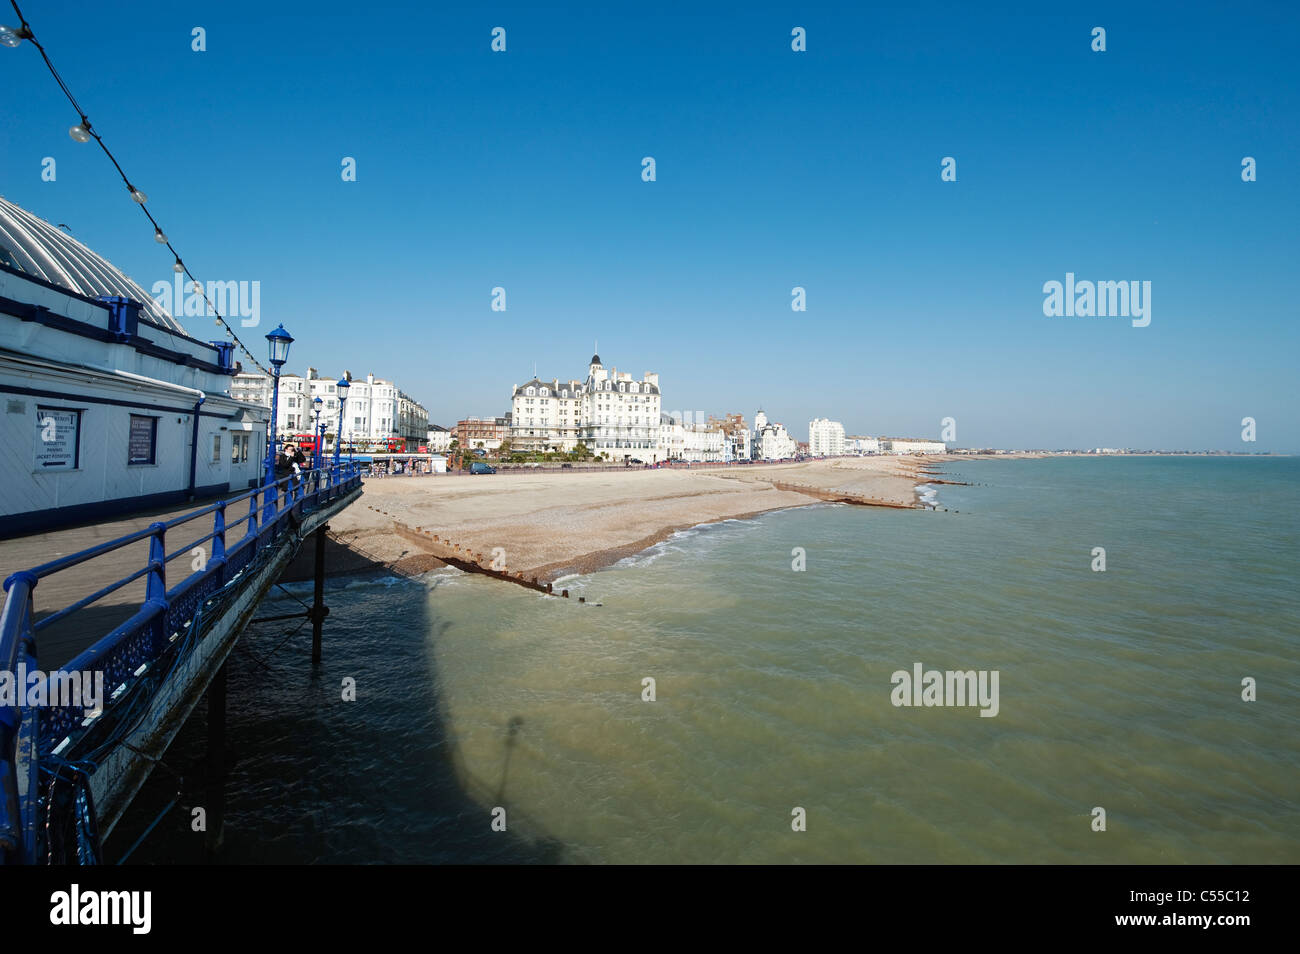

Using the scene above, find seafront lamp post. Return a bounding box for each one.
[333,377,350,468]
[312,397,324,469]
[262,324,294,490]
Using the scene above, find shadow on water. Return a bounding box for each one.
[495,717,525,803]
[105,562,573,864]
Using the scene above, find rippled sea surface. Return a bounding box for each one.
[119,457,1300,863]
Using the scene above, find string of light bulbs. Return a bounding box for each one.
[2,0,273,377]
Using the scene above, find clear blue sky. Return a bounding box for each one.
[2,1,1296,450]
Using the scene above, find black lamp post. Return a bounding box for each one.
[312,396,323,469]
[333,377,350,467]
[258,327,292,488]
[258,324,292,522]
[262,324,294,489]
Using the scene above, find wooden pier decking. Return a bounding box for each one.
[0,492,276,668]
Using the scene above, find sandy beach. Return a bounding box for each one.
[326,455,1021,583]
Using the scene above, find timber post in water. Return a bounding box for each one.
[309,525,331,664]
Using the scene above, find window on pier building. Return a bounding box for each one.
[211,434,222,463]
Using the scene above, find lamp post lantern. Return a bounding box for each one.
[333,376,350,468]
[262,324,294,494]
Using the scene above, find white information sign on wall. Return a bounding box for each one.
[34,407,80,471]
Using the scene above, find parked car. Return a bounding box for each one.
[628,458,644,465]
[561,463,573,469]
[469,462,496,475]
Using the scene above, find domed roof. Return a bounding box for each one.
[590,353,601,365]
[0,196,184,333]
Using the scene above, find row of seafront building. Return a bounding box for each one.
[0,191,944,536]
[808,419,948,457]
[231,368,429,454]
[438,350,947,465]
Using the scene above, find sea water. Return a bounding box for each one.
[117,457,1299,863]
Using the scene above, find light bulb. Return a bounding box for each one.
[0,24,30,47]
[154,228,167,244]
[68,124,91,143]
[129,187,147,204]
[173,258,184,273]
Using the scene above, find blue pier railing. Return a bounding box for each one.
[0,462,362,864]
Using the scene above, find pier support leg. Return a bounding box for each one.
[310,525,330,664]
[205,661,228,859]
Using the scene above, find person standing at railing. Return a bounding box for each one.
[275,443,307,490]
[290,444,308,497]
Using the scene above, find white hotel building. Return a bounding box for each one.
[808,418,846,456]
[846,435,881,455]
[426,424,452,453]
[752,410,796,460]
[659,413,726,463]
[510,353,661,459]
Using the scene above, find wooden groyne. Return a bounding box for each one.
[914,469,971,486]
[770,480,917,509]
[369,506,589,602]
